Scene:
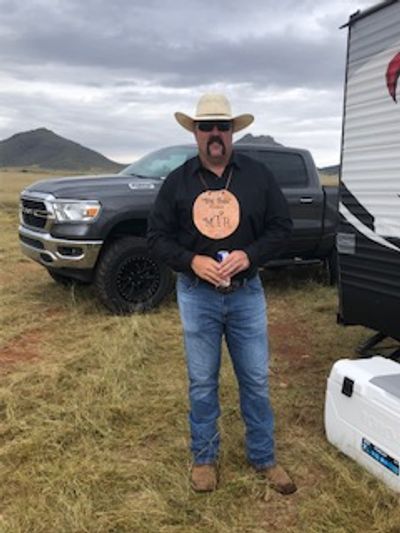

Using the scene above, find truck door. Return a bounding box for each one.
[242,149,324,257]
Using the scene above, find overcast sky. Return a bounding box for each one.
[0,0,375,167]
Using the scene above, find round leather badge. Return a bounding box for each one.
[192,189,240,239]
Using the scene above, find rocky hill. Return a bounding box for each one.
[319,164,340,175]
[236,134,339,174]
[0,128,124,172]
[235,133,282,146]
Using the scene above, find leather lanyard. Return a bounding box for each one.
[198,167,233,192]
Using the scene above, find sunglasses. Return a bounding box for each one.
[196,121,232,132]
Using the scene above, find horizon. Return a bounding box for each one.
[0,127,340,169]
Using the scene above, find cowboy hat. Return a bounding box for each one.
[175,93,254,133]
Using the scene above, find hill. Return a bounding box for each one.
[319,164,340,175]
[0,128,124,172]
[235,133,282,146]
[236,134,340,174]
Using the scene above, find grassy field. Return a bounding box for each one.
[319,174,339,188]
[1,169,399,532]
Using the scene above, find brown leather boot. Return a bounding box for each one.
[259,464,297,495]
[191,464,218,492]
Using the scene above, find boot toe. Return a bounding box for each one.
[191,464,218,492]
[260,464,297,495]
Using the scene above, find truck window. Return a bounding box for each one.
[241,151,308,188]
[121,146,197,179]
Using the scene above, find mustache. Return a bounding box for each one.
[207,136,226,155]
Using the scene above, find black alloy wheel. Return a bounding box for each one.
[95,236,174,314]
[115,254,161,303]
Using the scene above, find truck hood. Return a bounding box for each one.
[23,173,162,199]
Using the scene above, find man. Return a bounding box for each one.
[147,93,296,495]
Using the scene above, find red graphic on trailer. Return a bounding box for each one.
[386,52,400,102]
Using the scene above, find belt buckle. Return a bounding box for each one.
[215,286,232,294]
[215,281,241,294]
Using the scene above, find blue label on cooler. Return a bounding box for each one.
[362,437,399,476]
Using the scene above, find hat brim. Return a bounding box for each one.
[174,112,254,133]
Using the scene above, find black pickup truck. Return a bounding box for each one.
[19,144,338,314]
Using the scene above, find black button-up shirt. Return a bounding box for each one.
[147,151,293,280]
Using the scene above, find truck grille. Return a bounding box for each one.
[20,198,49,229]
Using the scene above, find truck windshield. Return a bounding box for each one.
[120,145,197,179]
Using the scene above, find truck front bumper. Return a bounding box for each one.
[19,225,103,269]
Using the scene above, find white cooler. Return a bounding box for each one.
[325,356,400,492]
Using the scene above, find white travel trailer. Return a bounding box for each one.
[325,1,400,494]
[337,0,400,348]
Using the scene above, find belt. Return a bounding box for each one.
[214,279,249,293]
[185,274,253,294]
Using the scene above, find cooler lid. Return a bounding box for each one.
[328,356,400,399]
[328,356,400,416]
[370,374,400,400]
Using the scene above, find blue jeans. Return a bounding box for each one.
[176,273,275,469]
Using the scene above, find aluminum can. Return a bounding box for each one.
[217,250,231,287]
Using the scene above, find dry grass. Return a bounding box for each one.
[319,173,339,188]
[0,168,86,210]
[1,170,399,532]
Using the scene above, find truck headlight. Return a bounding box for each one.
[51,200,101,223]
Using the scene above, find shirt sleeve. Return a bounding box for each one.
[243,171,293,266]
[147,175,195,272]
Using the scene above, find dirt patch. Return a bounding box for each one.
[268,302,319,396]
[0,329,43,370]
[269,307,312,367]
[0,260,42,285]
[258,492,300,530]
[0,307,65,372]
[43,307,65,320]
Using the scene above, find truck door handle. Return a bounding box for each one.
[300,197,313,204]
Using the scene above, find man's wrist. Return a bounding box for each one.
[241,250,250,269]
[190,254,198,269]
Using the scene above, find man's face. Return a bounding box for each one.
[194,120,233,166]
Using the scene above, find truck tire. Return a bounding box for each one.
[94,236,174,314]
[47,269,90,286]
[47,269,74,286]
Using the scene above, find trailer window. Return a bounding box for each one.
[241,151,308,187]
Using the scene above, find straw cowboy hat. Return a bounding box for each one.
[175,93,254,133]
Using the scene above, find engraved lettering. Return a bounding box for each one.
[192,189,240,239]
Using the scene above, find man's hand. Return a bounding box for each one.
[217,250,250,278]
[191,255,224,286]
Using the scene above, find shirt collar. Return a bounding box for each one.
[192,150,241,174]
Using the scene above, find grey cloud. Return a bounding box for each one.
[0,0,376,166]
[0,0,356,90]
[2,28,345,90]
